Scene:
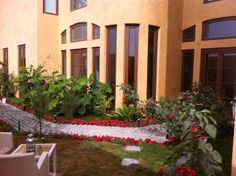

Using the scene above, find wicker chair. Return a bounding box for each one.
[0,132,13,154]
[0,152,50,176]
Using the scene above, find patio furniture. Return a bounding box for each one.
[0,152,49,176]
[12,143,56,175]
[0,132,13,154]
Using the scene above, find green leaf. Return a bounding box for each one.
[205,124,217,138]
[190,108,196,115]
[182,119,191,132]
[213,150,222,163]
[203,115,209,125]
[202,109,211,113]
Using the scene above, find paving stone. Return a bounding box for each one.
[125,146,141,152]
[0,103,167,143]
[121,158,140,166]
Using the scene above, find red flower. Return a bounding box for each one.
[158,167,165,175]
[191,126,198,133]
[168,113,175,120]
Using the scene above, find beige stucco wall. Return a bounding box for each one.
[58,0,173,107]
[182,0,236,82]
[0,0,38,74]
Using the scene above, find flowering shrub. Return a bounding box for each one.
[157,165,197,176]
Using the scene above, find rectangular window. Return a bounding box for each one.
[43,0,58,15]
[183,25,195,42]
[92,47,100,82]
[3,48,8,74]
[181,50,194,91]
[92,24,100,39]
[71,0,87,11]
[106,26,117,87]
[61,30,66,44]
[18,44,26,71]
[71,23,87,42]
[203,17,236,40]
[147,25,158,100]
[71,49,87,77]
[62,50,67,76]
[125,25,139,91]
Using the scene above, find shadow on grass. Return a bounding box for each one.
[14,136,156,176]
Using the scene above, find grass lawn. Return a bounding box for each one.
[13,136,171,176]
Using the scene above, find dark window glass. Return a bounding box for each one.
[147,26,158,100]
[181,50,194,91]
[43,0,58,15]
[93,48,100,82]
[71,49,87,77]
[18,45,26,71]
[71,0,87,11]
[93,24,100,39]
[183,26,195,42]
[61,30,66,44]
[125,25,138,91]
[71,23,87,42]
[107,26,117,87]
[204,0,222,3]
[62,50,66,76]
[3,48,8,74]
[203,17,236,39]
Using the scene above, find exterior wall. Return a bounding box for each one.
[182,0,236,82]
[58,0,172,107]
[0,0,38,74]
[37,0,59,74]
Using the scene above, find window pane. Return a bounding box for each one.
[72,53,79,77]
[183,26,195,42]
[81,52,87,77]
[181,51,194,91]
[72,0,87,10]
[61,31,66,44]
[62,51,66,76]
[205,19,236,39]
[125,26,138,90]
[107,27,117,86]
[147,26,158,99]
[93,48,100,82]
[44,0,57,14]
[79,0,87,8]
[71,23,87,42]
[93,24,100,39]
[3,48,8,74]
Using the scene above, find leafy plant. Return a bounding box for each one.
[112,104,140,122]
[30,84,49,137]
[119,83,139,106]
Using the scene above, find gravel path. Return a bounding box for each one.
[0,103,167,143]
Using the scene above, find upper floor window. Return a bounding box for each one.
[92,24,100,39]
[71,0,87,11]
[18,44,26,71]
[203,17,236,40]
[43,0,58,15]
[61,30,66,44]
[204,0,222,3]
[3,48,8,74]
[183,25,195,42]
[71,23,87,42]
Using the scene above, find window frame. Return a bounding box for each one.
[71,0,87,11]
[182,25,196,42]
[181,50,194,91]
[124,24,139,92]
[18,44,26,73]
[3,48,8,74]
[43,0,58,15]
[202,16,236,40]
[61,30,66,44]
[203,0,222,4]
[70,22,87,42]
[71,48,87,77]
[92,24,100,39]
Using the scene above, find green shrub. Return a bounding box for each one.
[118,83,139,106]
[112,104,140,122]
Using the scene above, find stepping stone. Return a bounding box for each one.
[125,146,141,152]
[121,158,140,166]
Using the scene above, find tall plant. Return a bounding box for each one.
[30,84,49,137]
[119,83,139,106]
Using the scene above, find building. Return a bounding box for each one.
[0,0,236,107]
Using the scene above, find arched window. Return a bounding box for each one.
[70,23,87,42]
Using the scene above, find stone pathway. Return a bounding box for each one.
[0,103,167,143]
